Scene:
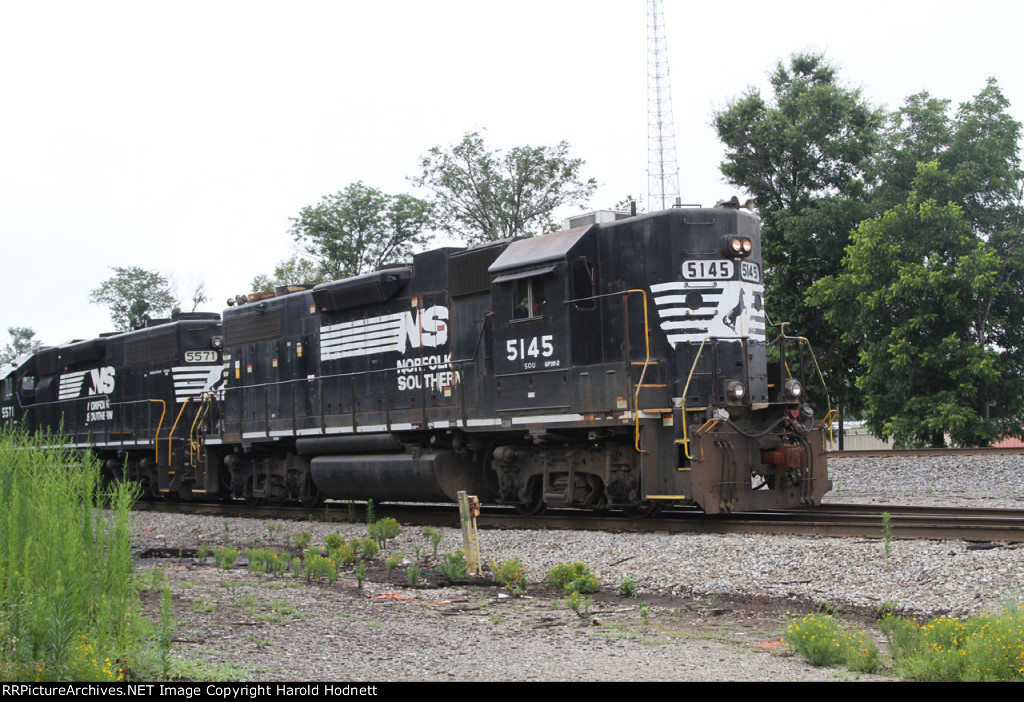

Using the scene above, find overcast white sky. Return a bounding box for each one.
[2,0,1022,346]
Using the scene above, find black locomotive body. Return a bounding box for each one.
[1,313,224,498]
[209,206,831,514]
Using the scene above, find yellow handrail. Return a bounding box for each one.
[150,399,166,464]
[188,394,211,467]
[167,398,191,467]
[678,337,713,460]
[820,408,839,451]
[623,289,652,454]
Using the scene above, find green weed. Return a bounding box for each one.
[213,546,239,570]
[385,553,402,581]
[424,527,443,559]
[489,557,528,594]
[565,591,592,619]
[439,551,469,580]
[406,564,421,587]
[0,430,140,682]
[368,517,401,548]
[784,614,881,672]
[880,607,1024,681]
[617,575,639,598]
[546,561,600,594]
[292,531,312,550]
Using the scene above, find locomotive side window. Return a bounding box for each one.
[513,278,546,320]
[571,258,596,310]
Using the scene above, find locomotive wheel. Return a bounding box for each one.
[514,480,546,516]
[243,477,264,506]
[299,473,323,509]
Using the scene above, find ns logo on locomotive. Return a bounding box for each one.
[1,202,832,514]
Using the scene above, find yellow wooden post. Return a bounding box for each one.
[458,491,482,576]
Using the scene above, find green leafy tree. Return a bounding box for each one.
[1,327,43,365]
[613,196,643,214]
[869,79,1022,237]
[412,130,597,244]
[187,280,210,312]
[712,53,882,414]
[812,80,1024,446]
[251,255,331,293]
[288,182,433,281]
[89,266,179,331]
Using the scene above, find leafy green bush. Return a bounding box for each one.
[546,561,600,594]
[245,549,289,576]
[385,553,402,581]
[880,608,1024,681]
[357,537,379,559]
[292,531,313,550]
[439,551,469,580]
[617,575,639,598]
[213,546,239,570]
[368,517,401,547]
[784,614,880,672]
[490,557,527,593]
[302,551,337,583]
[406,563,421,587]
[565,591,592,618]
[329,541,357,566]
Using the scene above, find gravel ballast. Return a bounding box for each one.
[132,454,1024,682]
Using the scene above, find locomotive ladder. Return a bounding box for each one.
[676,336,727,462]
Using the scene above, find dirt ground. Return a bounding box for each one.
[136,556,890,682]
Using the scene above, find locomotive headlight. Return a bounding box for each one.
[726,380,746,401]
[720,235,754,258]
[784,378,803,400]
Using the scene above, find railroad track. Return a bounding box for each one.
[828,446,1024,458]
[133,500,1024,544]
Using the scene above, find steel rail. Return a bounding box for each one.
[133,500,1024,544]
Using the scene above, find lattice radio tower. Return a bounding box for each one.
[647,0,680,212]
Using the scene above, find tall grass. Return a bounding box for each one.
[0,429,140,681]
[881,608,1024,681]
[786,608,1024,681]
[784,613,881,672]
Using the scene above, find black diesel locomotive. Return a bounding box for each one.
[0,313,224,498]
[1,205,832,514]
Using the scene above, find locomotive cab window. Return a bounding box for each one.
[513,278,546,320]
[571,258,596,310]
